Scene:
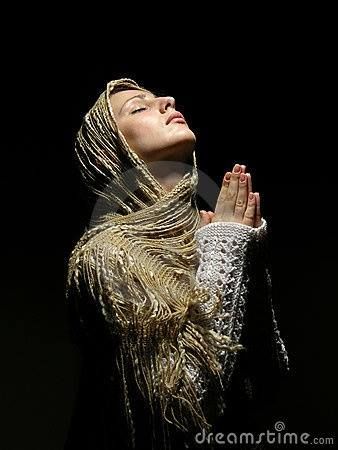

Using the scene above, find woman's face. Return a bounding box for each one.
[109,89,196,163]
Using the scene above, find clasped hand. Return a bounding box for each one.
[199,163,262,229]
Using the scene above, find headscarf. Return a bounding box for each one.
[66,78,242,448]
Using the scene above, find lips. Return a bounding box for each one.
[166,111,186,125]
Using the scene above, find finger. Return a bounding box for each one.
[240,164,246,173]
[223,171,231,188]
[242,192,256,227]
[207,211,215,220]
[214,172,231,216]
[232,162,242,173]
[246,172,253,195]
[234,172,248,221]
[254,192,262,228]
[224,166,241,213]
[198,210,211,229]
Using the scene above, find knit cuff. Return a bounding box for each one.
[195,217,267,243]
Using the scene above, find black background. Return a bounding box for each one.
[1,15,336,450]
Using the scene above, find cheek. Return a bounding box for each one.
[122,117,165,148]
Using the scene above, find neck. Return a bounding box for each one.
[146,158,192,193]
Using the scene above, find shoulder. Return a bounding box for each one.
[67,225,128,294]
[69,224,125,264]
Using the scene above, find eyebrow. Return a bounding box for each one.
[119,93,155,115]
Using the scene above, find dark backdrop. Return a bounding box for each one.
[1,25,336,450]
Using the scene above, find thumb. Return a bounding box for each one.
[198,210,211,229]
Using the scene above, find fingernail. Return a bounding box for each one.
[240,173,246,182]
[234,164,241,173]
[224,172,231,180]
[249,193,254,200]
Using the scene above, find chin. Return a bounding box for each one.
[174,128,196,149]
[138,131,197,163]
[178,127,196,143]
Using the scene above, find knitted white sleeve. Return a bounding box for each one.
[193,218,289,397]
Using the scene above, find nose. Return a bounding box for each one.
[158,96,175,113]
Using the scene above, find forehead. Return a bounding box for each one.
[110,89,154,114]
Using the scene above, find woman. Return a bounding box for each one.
[64,78,288,450]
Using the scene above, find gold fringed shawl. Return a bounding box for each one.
[66,79,242,447]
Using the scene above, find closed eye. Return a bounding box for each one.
[130,107,147,114]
